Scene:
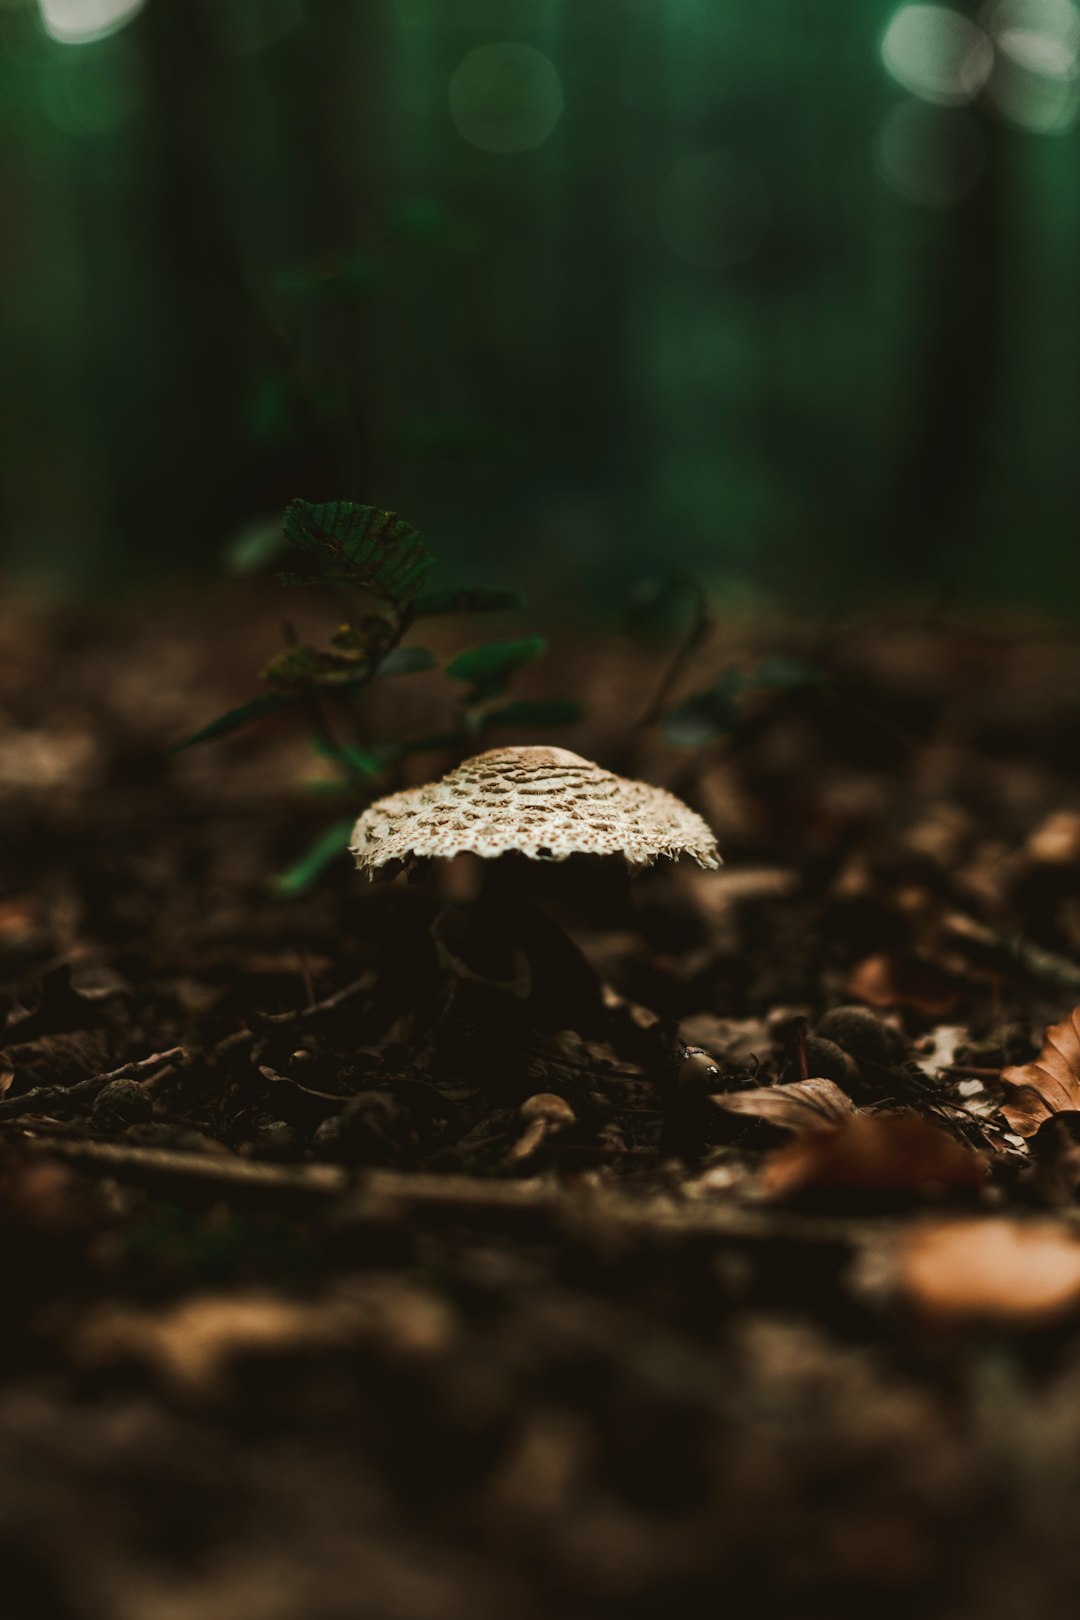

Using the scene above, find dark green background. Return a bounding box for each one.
[2,0,1077,608]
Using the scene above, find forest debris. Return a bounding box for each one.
[676,1014,770,1068]
[0,1047,191,1122]
[2,1134,348,1207]
[76,1280,455,1397]
[712,1078,857,1132]
[847,955,962,1018]
[761,1115,988,1202]
[999,1006,1080,1136]
[1026,809,1080,865]
[897,1218,1080,1326]
[913,1025,969,1082]
[942,913,1080,994]
[815,1005,898,1070]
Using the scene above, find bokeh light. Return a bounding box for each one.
[37,0,145,46]
[984,0,1080,129]
[448,43,563,153]
[881,5,994,102]
[657,152,770,270]
[874,98,985,206]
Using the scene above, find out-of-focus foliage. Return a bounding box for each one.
[2,0,1080,608]
[173,496,581,890]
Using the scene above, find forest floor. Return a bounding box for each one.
[4,582,1080,1620]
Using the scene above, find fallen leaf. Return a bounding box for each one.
[898,1218,1080,1325]
[999,1006,1080,1137]
[712,1078,857,1132]
[847,954,962,1019]
[761,1113,987,1202]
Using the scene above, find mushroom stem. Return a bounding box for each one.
[474,856,608,1034]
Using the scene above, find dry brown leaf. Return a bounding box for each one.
[761,1113,987,1202]
[898,1218,1080,1325]
[847,954,961,1019]
[999,1006,1080,1137]
[712,1078,857,1132]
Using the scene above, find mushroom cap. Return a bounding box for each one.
[350,746,721,873]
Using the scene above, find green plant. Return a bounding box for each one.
[624,572,828,747]
[173,499,583,892]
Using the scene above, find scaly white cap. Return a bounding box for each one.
[350,747,721,874]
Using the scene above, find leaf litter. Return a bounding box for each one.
[5,591,1080,1616]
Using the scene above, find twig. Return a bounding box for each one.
[944,913,1080,993]
[0,1132,347,1206]
[634,577,711,731]
[0,1048,192,1123]
[260,973,374,1026]
[793,1017,810,1084]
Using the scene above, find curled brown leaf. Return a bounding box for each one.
[999,1006,1080,1137]
[712,1078,857,1133]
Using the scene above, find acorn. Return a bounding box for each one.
[816,1005,894,1069]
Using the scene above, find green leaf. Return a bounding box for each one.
[624,573,709,647]
[283,500,433,606]
[446,636,547,701]
[263,645,360,690]
[222,516,287,576]
[273,819,356,897]
[374,647,437,678]
[479,698,583,730]
[330,617,395,657]
[662,671,746,748]
[311,736,388,778]
[413,586,523,616]
[169,692,296,753]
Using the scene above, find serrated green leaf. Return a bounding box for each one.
[446,636,547,700]
[374,647,437,678]
[413,586,524,616]
[479,698,583,730]
[283,500,433,606]
[169,692,296,753]
[662,671,746,748]
[273,819,356,897]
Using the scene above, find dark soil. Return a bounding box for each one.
[4,584,1080,1620]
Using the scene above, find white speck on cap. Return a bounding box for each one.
[350,747,721,874]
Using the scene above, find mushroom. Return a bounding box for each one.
[349,747,721,1090]
[350,746,720,874]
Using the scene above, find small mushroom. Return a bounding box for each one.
[350,747,720,874]
[350,748,720,1088]
[503,1092,577,1167]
